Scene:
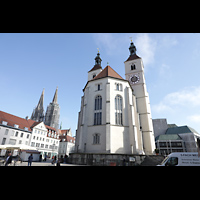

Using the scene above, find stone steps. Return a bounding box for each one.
[140,155,165,166]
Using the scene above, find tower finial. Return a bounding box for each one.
[129,40,136,55]
[95,49,102,65]
[129,37,133,42]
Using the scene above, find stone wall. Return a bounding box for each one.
[69,153,164,166]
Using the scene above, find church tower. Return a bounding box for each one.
[44,87,60,130]
[124,40,155,154]
[31,89,45,122]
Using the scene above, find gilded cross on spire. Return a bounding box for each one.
[129,37,133,42]
[97,48,99,53]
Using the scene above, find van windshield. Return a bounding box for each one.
[160,156,169,165]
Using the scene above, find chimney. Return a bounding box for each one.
[25,116,29,120]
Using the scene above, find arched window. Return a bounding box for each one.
[115,95,123,125]
[93,133,100,144]
[95,95,102,110]
[94,95,102,125]
[131,64,136,70]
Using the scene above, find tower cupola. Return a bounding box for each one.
[129,41,137,55]
[95,51,102,65]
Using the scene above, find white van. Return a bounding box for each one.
[158,152,200,166]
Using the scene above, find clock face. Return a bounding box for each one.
[129,74,140,84]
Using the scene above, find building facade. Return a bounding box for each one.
[153,118,200,155]
[58,129,75,157]
[75,42,155,155]
[0,110,60,158]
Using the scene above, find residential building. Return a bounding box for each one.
[0,110,59,158]
[58,129,75,157]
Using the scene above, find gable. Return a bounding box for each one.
[31,121,47,132]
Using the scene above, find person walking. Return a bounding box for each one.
[28,154,33,166]
[5,152,12,166]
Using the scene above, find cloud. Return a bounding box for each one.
[159,63,171,76]
[187,115,200,123]
[92,33,157,70]
[135,33,157,67]
[92,33,129,56]
[151,102,173,113]
[164,86,200,106]
[152,86,200,114]
[159,35,178,48]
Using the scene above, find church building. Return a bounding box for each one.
[75,41,155,155]
[31,87,60,130]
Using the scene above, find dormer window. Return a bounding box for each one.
[2,121,8,125]
[14,124,19,128]
[24,127,29,131]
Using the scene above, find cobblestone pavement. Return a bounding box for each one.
[1,159,80,166]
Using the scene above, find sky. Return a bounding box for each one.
[1,33,200,136]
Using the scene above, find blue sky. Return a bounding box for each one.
[1,33,200,136]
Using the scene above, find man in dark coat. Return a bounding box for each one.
[5,152,12,166]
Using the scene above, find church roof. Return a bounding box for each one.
[88,64,102,72]
[93,65,124,81]
[125,54,141,62]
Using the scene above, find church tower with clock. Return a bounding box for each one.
[75,41,156,157]
[124,40,155,154]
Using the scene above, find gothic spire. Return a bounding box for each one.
[36,88,44,109]
[31,88,45,122]
[52,86,58,104]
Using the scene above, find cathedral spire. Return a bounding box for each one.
[52,86,58,104]
[31,88,45,122]
[37,88,45,109]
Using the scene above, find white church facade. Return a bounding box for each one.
[75,41,155,155]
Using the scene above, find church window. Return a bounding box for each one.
[131,64,136,70]
[115,95,123,125]
[98,84,101,91]
[93,74,96,78]
[93,133,100,144]
[95,95,102,110]
[116,84,119,91]
[116,83,123,91]
[94,95,102,125]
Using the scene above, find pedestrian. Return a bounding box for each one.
[5,152,12,166]
[39,154,42,162]
[56,160,60,166]
[51,156,56,165]
[44,154,47,162]
[64,154,68,163]
[28,154,33,166]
